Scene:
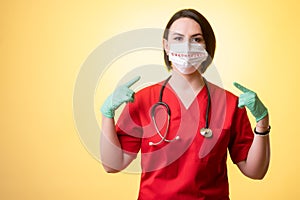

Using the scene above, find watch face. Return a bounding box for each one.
[200,128,213,138]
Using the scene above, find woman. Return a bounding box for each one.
[100,9,270,199]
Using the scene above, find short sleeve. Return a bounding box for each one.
[228,105,254,164]
[116,97,143,155]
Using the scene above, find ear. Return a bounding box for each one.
[163,39,169,55]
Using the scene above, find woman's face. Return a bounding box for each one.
[164,17,207,74]
[164,17,206,53]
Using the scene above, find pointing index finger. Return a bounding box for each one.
[125,76,141,88]
[233,82,250,93]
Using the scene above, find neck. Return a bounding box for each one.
[170,69,205,93]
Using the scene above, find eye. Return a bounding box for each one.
[173,36,183,41]
[191,37,204,43]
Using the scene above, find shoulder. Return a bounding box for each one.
[207,81,238,106]
[135,80,166,98]
[207,81,248,129]
[131,80,165,107]
[136,83,161,95]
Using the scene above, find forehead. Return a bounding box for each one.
[169,17,203,35]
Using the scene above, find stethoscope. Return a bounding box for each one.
[149,76,213,146]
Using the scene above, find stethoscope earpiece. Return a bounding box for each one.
[149,141,154,146]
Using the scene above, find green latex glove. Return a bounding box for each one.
[233,82,268,122]
[101,76,141,118]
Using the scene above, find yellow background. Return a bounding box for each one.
[1,0,300,199]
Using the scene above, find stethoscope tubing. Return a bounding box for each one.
[149,75,212,146]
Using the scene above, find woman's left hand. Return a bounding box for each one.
[234,82,268,122]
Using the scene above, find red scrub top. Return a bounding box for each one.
[116,80,254,200]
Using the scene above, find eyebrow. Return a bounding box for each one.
[171,32,203,37]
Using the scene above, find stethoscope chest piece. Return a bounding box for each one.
[200,128,213,138]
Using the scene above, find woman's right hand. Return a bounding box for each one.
[100,76,140,118]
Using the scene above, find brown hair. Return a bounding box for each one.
[163,9,216,73]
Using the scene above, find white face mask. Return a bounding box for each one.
[168,42,208,74]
